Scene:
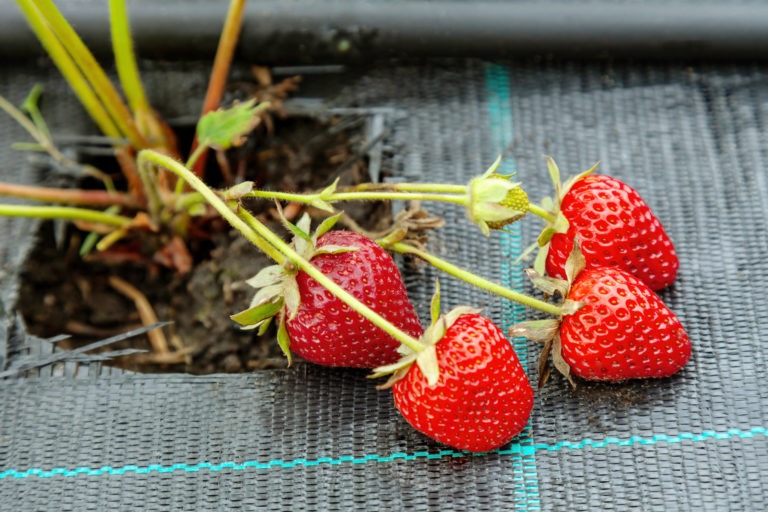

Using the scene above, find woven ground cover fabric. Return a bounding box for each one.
[1,59,768,510]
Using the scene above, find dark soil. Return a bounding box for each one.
[16,115,392,374]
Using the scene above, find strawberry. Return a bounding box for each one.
[514,243,691,385]
[536,158,678,291]
[374,299,534,453]
[286,230,423,367]
[232,214,422,368]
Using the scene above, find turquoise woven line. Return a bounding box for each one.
[2,427,765,480]
[485,62,540,511]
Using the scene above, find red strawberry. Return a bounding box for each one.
[537,159,678,291]
[558,265,690,381]
[514,243,690,385]
[233,214,422,368]
[378,309,533,453]
[286,230,423,367]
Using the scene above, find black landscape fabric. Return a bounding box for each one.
[2,56,768,510]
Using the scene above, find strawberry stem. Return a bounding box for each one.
[0,204,132,227]
[245,189,468,206]
[137,149,425,354]
[0,182,140,208]
[389,242,563,317]
[526,203,556,223]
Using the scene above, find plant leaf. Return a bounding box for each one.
[257,317,273,336]
[546,156,562,198]
[231,299,284,326]
[245,264,284,289]
[277,316,292,365]
[314,212,343,239]
[196,99,266,150]
[430,279,441,325]
[313,244,358,256]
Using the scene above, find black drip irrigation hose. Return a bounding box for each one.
[1,1,768,63]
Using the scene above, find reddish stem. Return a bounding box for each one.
[0,181,141,208]
[190,0,247,178]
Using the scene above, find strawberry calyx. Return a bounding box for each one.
[230,211,357,363]
[521,157,599,274]
[467,155,530,236]
[510,240,587,388]
[371,280,480,389]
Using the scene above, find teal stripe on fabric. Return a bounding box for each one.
[484,62,541,510]
[2,427,765,480]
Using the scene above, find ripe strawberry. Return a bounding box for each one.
[286,230,423,367]
[379,309,534,453]
[513,243,691,385]
[233,214,422,368]
[536,159,678,291]
[559,265,690,381]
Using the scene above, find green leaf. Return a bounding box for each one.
[479,154,503,178]
[430,279,441,325]
[196,99,266,150]
[20,84,44,114]
[534,242,549,276]
[314,212,343,239]
[277,316,292,365]
[538,227,557,247]
[231,299,283,326]
[546,156,562,197]
[312,244,358,256]
[245,265,284,289]
[257,317,273,336]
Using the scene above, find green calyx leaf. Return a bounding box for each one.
[430,279,441,325]
[246,264,284,289]
[196,99,269,151]
[314,212,343,239]
[277,315,293,365]
[231,298,284,328]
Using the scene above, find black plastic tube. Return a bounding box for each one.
[1,1,768,62]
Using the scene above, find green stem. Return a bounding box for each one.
[246,189,468,205]
[0,204,132,227]
[527,203,556,223]
[16,0,122,141]
[343,182,468,194]
[174,144,210,195]
[390,242,563,317]
[138,150,285,264]
[109,0,149,117]
[137,149,424,353]
[23,0,146,148]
